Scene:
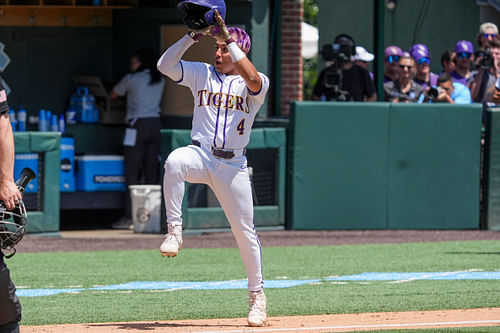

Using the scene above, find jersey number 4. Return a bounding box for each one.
[237,119,245,135]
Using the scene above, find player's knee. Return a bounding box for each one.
[164,152,185,176]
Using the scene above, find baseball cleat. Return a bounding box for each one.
[248,290,267,327]
[160,224,183,257]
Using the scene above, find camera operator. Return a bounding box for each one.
[312,34,376,102]
[384,53,425,103]
[469,38,500,103]
[423,72,471,104]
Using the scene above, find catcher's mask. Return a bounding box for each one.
[0,200,28,258]
[177,0,226,31]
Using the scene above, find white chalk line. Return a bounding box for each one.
[388,269,483,284]
[191,319,500,333]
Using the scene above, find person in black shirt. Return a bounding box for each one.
[0,78,23,333]
[312,34,376,102]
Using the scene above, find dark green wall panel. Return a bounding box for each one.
[288,102,482,230]
[289,102,390,229]
[317,0,480,74]
[388,104,481,229]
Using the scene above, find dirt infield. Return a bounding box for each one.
[16,229,500,332]
[20,308,500,332]
[16,229,500,253]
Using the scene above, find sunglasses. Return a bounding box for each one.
[386,55,400,64]
[399,65,413,70]
[457,52,472,60]
[483,33,497,39]
[417,57,430,65]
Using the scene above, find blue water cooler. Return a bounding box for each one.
[14,153,38,193]
[60,136,76,192]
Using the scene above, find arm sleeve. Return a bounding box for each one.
[157,35,196,82]
[112,74,129,97]
[247,73,270,105]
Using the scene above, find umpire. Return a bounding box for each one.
[0,77,23,333]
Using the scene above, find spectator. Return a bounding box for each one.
[409,43,439,89]
[422,72,472,104]
[354,46,375,82]
[451,40,475,86]
[470,39,500,103]
[384,54,425,103]
[477,22,498,49]
[384,45,403,82]
[312,34,376,101]
[440,49,456,74]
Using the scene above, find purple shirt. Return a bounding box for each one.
[450,70,469,86]
[414,72,439,89]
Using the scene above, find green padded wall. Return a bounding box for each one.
[288,102,482,230]
[159,128,286,231]
[388,104,481,229]
[288,102,390,229]
[486,108,500,230]
[14,132,61,234]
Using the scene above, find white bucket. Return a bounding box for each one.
[129,184,162,233]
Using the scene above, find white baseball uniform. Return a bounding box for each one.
[157,35,269,292]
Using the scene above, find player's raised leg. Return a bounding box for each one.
[160,146,208,257]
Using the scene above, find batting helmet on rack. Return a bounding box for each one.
[177,0,226,31]
[0,201,28,258]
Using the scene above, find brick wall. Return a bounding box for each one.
[280,0,303,116]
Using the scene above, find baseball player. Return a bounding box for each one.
[0,78,23,333]
[156,8,269,327]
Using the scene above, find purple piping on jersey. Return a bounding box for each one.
[174,61,184,84]
[222,77,238,149]
[213,67,223,84]
[213,67,224,148]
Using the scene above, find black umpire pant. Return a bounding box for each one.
[123,117,161,219]
[0,254,21,333]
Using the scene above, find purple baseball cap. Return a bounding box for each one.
[384,45,403,58]
[409,43,431,61]
[455,40,474,54]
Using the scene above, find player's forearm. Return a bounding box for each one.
[157,34,195,81]
[0,114,15,182]
[234,58,262,93]
[227,42,262,93]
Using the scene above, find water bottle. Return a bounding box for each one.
[46,110,52,125]
[65,108,77,124]
[50,114,58,131]
[17,106,27,132]
[8,109,16,131]
[38,109,48,131]
[59,114,66,134]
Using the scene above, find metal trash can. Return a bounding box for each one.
[129,185,162,233]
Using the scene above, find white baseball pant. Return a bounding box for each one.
[163,143,264,292]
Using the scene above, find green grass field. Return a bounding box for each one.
[8,240,500,326]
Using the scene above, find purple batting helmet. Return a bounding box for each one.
[177,0,226,31]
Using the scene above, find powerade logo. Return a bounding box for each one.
[94,175,124,184]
